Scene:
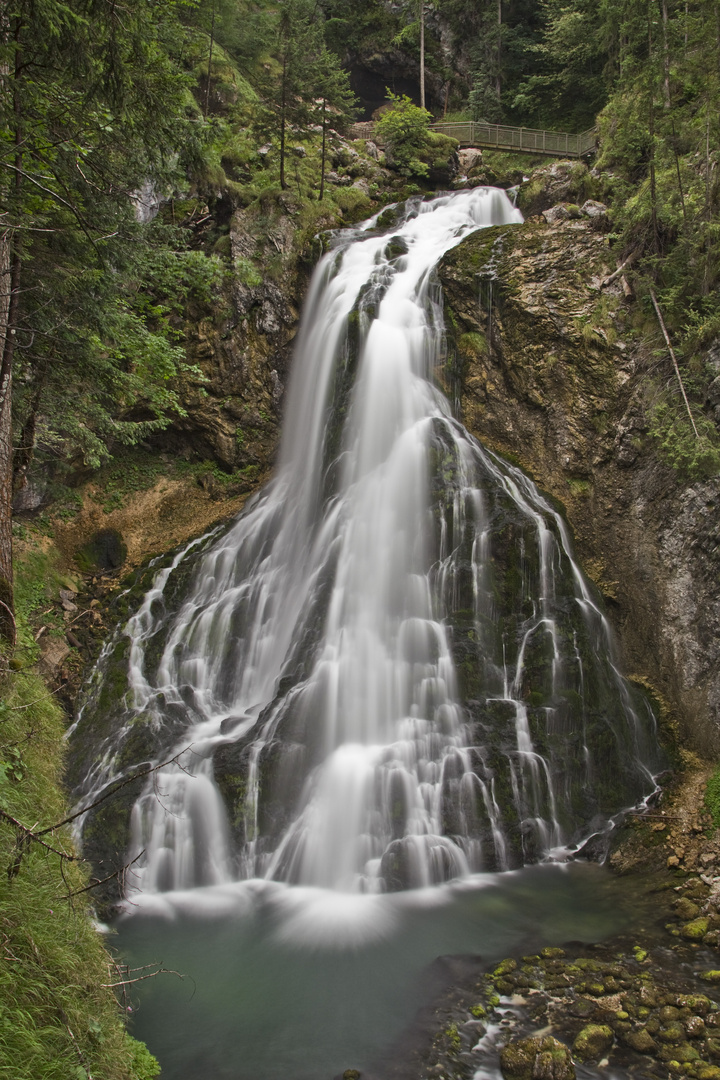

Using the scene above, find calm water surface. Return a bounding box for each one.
[117,863,655,1080]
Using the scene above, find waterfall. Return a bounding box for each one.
[72,188,661,900]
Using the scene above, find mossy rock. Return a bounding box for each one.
[501,1035,575,1080]
[623,1028,657,1053]
[700,972,720,985]
[681,917,709,940]
[698,1067,720,1080]
[75,528,127,573]
[572,1024,614,1062]
[675,897,701,921]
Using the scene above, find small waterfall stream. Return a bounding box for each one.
[71,188,661,908]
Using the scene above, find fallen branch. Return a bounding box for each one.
[600,249,640,288]
[101,963,187,989]
[1,747,193,879]
[57,849,145,902]
[649,288,699,437]
[0,601,17,647]
[36,745,194,837]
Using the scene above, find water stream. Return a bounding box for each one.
[71,187,664,1077]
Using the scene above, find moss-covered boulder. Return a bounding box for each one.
[681,917,710,940]
[624,1028,658,1054]
[501,1035,574,1080]
[572,1024,614,1062]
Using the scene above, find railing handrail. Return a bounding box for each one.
[349,119,597,159]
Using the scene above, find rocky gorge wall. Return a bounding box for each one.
[437,169,720,759]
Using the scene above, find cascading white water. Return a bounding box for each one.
[71,188,660,901]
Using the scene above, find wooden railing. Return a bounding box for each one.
[350,120,597,159]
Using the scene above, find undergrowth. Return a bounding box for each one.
[0,553,159,1080]
[705,766,720,832]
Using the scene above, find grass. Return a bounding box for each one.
[705,766,720,832]
[0,668,160,1079]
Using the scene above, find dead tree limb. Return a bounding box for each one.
[650,288,699,437]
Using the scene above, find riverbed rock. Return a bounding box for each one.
[572,1024,614,1061]
[682,917,710,940]
[624,1028,658,1053]
[501,1035,575,1080]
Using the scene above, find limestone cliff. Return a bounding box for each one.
[438,195,720,757]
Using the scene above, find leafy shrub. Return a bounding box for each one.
[376,92,432,178]
[648,400,720,480]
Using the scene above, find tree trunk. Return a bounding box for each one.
[280,52,288,190]
[659,0,671,108]
[0,230,12,641]
[0,14,20,640]
[419,0,425,110]
[648,11,659,252]
[319,98,326,201]
[496,0,502,100]
[13,376,44,496]
[203,0,217,117]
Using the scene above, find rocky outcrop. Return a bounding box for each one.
[438,208,720,756]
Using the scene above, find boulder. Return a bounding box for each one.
[501,1035,575,1080]
[458,147,483,174]
[572,1024,614,1062]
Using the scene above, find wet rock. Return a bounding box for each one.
[501,1036,575,1080]
[681,917,710,940]
[572,1024,614,1062]
[675,896,702,920]
[659,1022,687,1044]
[569,998,597,1019]
[687,1016,707,1038]
[623,1028,658,1053]
[76,528,127,573]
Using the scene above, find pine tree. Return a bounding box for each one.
[0,0,199,639]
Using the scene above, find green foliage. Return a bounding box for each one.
[0,667,159,1078]
[705,765,720,831]
[648,400,720,480]
[2,0,221,481]
[376,92,433,177]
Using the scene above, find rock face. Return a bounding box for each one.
[153,202,309,473]
[438,211,720,755]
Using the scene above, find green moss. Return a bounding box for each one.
[445,1022,461,1051]
[573,1024,614,1062]
[457,331,487,358]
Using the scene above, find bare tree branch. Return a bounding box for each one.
[649,288,699,437]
